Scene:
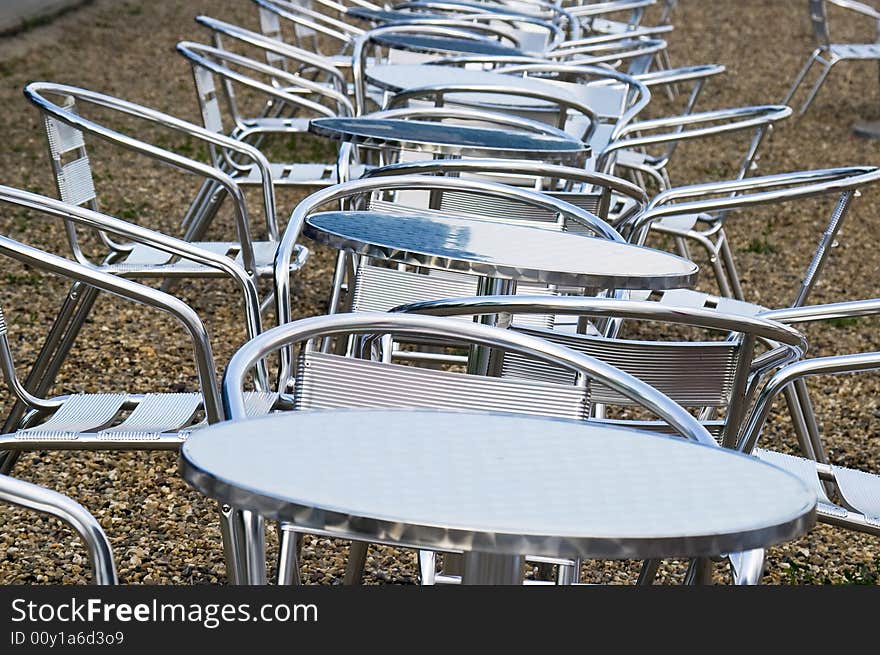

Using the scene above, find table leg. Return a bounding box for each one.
[462,552,524,585]
[467,276,516,376]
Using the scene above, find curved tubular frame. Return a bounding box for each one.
[739,350,880,454]
[176,41,355,123]
[385,81,599,140]
[549,37,667,66]
[254,0,364,45]
[628,165,880,237]
[222,312,715,446]
[493,62,651,138]
[273,173,621,378]
[390,294,808,352]
[23,82,274,271]
[353,23,527,114]
[362,157,648,203]
[0,233,223,424]
[597,104,792,173]
[0,186,263,349]
[368,105,584,144]
[194,15,350,93]
[0,474,117,585]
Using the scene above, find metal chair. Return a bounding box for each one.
[220,311,717,585]
[0,474,117,585]
[23,81,307,308]
[392,295,807,584]
[737,297,880,539]
[624,165,880,472]
[783,0,880,115]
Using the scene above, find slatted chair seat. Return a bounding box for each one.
[754,448,880,533]
[4,391,277,450]
[829,43,880,59]
[231,161,369,187]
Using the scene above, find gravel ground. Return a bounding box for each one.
[1,0,879,585]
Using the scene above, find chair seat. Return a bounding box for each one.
[233,161,368,187]
[754,448,880,532]
[829,43,880,60]
[4,391,277,449]
[105,240,308,277]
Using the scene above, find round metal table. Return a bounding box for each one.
[309,116,591,161]
[365,63,627,120]
[302,210,698,290]
[369,31,527,57]
[180,410,817,585]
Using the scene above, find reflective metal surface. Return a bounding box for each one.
[369,31,526,56]
[302,210,698,289]
[366,63,580,108]
[180,409,816,561]
[309,116,589,158]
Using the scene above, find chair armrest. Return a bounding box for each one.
[828,0,880,21]
[254,0,359,44]
[0,186,263,345]
[599,104,791,172]
[0,233,223,423]
[0,475,117,585]
[195,15,348,92]
[627,165,880,235]
[556,24,672,50]
[567,0,655,19]
[633,64,726,87]
[760,298,880,325]
[740,350,880,452]
[24,81,275,264]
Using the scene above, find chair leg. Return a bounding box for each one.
[798,60,834,116]
[636,559,661,585]
[418,550,437,585]
[218,503,246,585]
[276,525,302,585]
[717,230,745,300]
[343,540,369,585]
[782,51,820,107]
[555,559,580,585]
[683,557,714,585]
[728,549,765,585]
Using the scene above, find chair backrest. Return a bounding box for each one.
[254,0,360,55]
[24,81,271,272]
[223,312,716,445]
[391,295,806,447]
[384,81,599,141]
[195,15,348,95]
[633,165,880,306]
[176,41,353,140]
[362,157,648,228]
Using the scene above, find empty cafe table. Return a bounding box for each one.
[309,116,591,162]
[301,210,698,291]
[180,410,817,584]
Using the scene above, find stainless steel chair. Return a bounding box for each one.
[271,173,623,366]
[392,294,807,584]
[625,166,880,476]
[783,0,880,115]
[738,297,880,538]
[220,311,716,585]
[0,474,117,585]
[23,81,307,306]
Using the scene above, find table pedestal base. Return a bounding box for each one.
[462,552,523,585]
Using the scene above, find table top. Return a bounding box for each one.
[180,410,817,560]
[347,6,450,24]
[302,210,699,289]
[365,64,626,119]
[309,116,590,159]
[370,32,527,57]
